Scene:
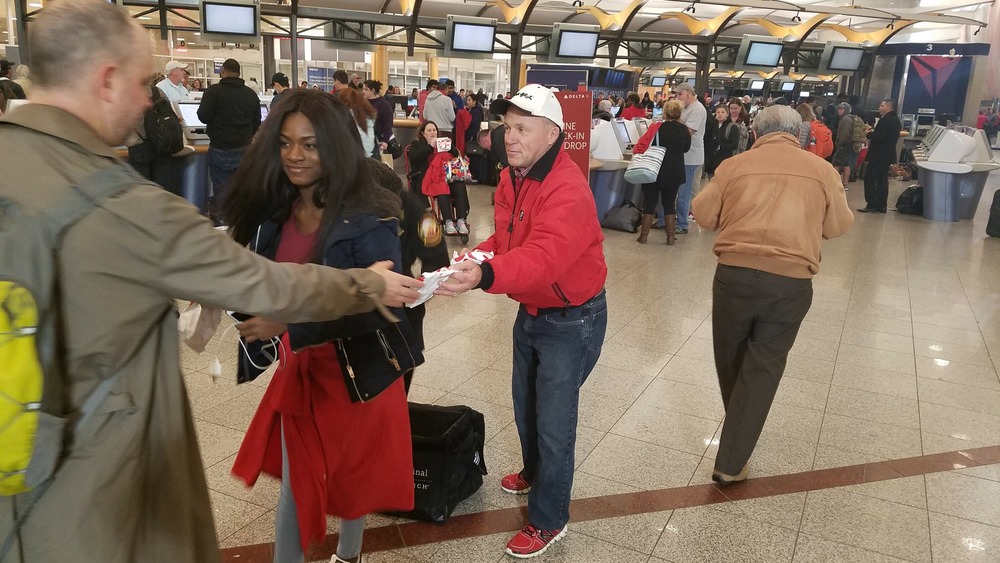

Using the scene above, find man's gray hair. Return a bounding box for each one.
[752,105,803,137]
[598,99,612,112]
[882,98,896,110]
[29,0,139,89]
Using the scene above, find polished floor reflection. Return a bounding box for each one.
[194,171,1000,563]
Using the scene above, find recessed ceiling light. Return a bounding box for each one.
[28,2,42,7]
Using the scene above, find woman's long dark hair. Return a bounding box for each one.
[222,89,372,261]
[416,121,438,146]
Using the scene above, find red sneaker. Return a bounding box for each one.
[500,472,532,495]
[505,524,566,558]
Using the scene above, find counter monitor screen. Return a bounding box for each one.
[557,30,599,58]
[260,103,269,122]
[202,2,258,37]
[612,119,632,146]
[650,76,667,87]
[828,46,865,72]
[744,41,783,67]
[780,81,795,92]
[450,22,496,53]
[177,102,206,128]
[609,105,620,117]
[749,80,765,91]
[652,106,662,119]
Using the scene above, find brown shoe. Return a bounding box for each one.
[636,214,653,244]
[664,214,677,246]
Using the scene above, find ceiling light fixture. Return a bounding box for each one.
[886,20,895,30]
[571,0,583,6]
[684,2,696,14]
[791,11,801,23]
[974,26,982,36]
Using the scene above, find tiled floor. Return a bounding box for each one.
[190,171,1000,562]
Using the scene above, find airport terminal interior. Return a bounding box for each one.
[4,0,1000,561]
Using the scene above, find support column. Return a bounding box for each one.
[263,36,276,87]
[695,44,711,98]
[290,0,300,87]
[373,44,389,84]
[429,55,439,79]
[14,0,28,65]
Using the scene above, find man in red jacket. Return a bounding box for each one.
[438,83,608,559]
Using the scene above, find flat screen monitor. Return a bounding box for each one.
[827,46,865,72]
[799,91,811,98]
[450,21,496,54]
[260,103,269,122]
[745,42,783,67]
[202,2,258,37]
[780,81,795,92]
[686,78,696,86]
[749,80,765,91]
[652,106,662,119]
[650,76,667,87]
[612,119,632,145]
[609,105,621,117]
[407,98,418,107]
[635,120,648,136]
[557,30,599,58]
[176,102,206,128]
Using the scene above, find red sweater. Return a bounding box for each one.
[476,143,607,314]
[620,105,647,120]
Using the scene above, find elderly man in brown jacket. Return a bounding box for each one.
[692,105,854,486]
[0,2,420,562]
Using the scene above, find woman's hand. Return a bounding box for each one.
[379,142,388,151]
[236,317,287,343]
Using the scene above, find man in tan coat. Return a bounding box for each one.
[692,105,854,486]
[0,2,420,561]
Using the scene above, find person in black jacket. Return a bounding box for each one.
[706,105,739,176]
[362,79,394,154]
[197,58,261,222]
[859,98,902,214]
[636,99,691,245]
[464,94,485,182]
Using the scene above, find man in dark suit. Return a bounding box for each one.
[859,98,902,214]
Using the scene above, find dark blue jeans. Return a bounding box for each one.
[208,146,247,205]
[512,290,607,530]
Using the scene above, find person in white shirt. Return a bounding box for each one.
[156,60,189,103]
[672,82,706,235]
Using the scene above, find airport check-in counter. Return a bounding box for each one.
[589,118,649,219]
[912,125,1000,222]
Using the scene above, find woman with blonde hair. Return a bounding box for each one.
[633,99,691,245]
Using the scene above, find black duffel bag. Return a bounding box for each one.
[389,403,488,523]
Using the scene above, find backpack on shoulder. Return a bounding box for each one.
[734,122,749,154]
[0,161,139,554]
[807,120,834,158]
[129,85,184,163]
[850,115,867,150]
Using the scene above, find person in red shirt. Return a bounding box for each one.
[619,93,647,120]
[437,84,608,559]
[417,78,437,123]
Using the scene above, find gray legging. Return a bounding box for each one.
[275,421,366,563]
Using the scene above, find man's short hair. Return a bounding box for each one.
[837,101,852,114]
[0,59,14,77]
[597,99,612,112]
[271,72,290,88]
[437,81,449,91]
[445,79,456,88]
[426,79,438,90]
[332,69,349,85]
[28,1,136,89]
[222,59,240,74]
[752,105,802,138]
[882,98,896,110]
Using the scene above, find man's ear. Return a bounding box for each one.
[548,124,561,146]
[94,61,118,104]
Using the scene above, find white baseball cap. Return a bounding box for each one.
[165,60,189,73]
[489,84,563,130]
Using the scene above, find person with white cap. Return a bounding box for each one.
[156,60,189,103]
[437,83,608,559]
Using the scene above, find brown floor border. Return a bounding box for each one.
[219,444,1000,562]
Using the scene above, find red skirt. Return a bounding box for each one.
[231,334,413,552]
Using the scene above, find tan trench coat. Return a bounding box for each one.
[0,105,388,562]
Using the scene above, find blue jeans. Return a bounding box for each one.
[512,290,607,530]
[208,146,247,205]
[676,164,699,230]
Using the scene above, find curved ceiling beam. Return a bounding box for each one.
[817,20,916,47]
[638,6,744,39]
[572,0,647,31]
[481,0,538,27]
[738,14,831,42]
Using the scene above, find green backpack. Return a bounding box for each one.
[0,160,137,554]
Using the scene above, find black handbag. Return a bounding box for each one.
[465,140,485,157]
[386,136,403,159]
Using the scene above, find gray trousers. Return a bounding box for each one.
[275,421,366,563]
[711,264,812,475]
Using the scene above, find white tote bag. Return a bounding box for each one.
[623,131,665,185]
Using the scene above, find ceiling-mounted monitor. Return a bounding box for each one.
[780,81,795,92]
[550,22,600,63]
[650,76,667,87]
[201,1,258,37]
[818,41,866,75]
[734,35,783,72]
[444,15,497,59]
[748,79,765,91]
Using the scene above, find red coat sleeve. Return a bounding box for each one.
[632,121,662,155]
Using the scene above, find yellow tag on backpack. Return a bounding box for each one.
[0,282,42,495]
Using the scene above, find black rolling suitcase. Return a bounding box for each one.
[988,189,1000,238]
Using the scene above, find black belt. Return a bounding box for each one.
[534,289,605,317]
